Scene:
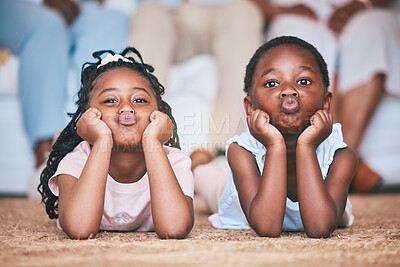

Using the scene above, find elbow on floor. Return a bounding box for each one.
[252,224,282,238]
[156,224,193,239]
[63,225,98,240]
[66,230,98,240]
[305,225,333,238]
[156,228,191,239]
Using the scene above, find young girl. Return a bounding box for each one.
[38,47,194,239]
[194,36,357,238]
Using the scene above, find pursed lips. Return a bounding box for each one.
[119,112,137,126]
[280,95,300,114]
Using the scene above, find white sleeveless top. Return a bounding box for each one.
[209,123,354,231]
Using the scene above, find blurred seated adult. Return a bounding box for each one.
[129,0,264,150]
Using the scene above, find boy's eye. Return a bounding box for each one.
[297,78,311,86]
[133,98,147,103]
[104,99,117,103]
[265,80,279,88]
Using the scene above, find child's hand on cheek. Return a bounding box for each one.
[142,110,174,146]
[247,109,283,147]
[298,109,333,149]
[77,108,112,145]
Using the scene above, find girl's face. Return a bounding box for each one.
[245,44,331,134]
[89,67,158,148]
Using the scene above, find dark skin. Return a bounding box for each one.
[43,0,105,25]
[250,0,317,23]
[57,68,193,239]
[251,0,390,33]
[44,0,81,25]
[328,0,390,33]
[228,45,357,238]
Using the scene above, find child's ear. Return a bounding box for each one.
[323,91,332,111]
[244,96,255,116]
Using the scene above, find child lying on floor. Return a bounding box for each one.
[194,36,357,238]
[38,47,194,239]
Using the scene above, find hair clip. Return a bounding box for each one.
[97,54,133,68]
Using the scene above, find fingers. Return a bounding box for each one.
[144,110,174,145]
[247,109,270,129]
[309,110,333,133]
[149,110,159,122]
[79,108,102,129]
[76,107,111,144]
[247,109,261,127]
[149,110,171,126]
[299,109,333,147]
[86,107,101,121]
[250,109,260,128]
[149,111,173,128]
[320,109,333,126]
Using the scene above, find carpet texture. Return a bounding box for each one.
[0,194,399,266]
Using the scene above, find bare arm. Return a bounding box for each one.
[43,0,81,25]
[58,108,113,239]
[142,111,194,239]
[250,0,317,22]
[297,110,357,238]
[328,0,391,33]
[230,109,287,237]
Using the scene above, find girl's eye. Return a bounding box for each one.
[133,98,147,103]
[297,78,312,86]
[104,99,117,103]
[265,80,279,88]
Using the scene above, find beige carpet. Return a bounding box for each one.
[0,194,399,267]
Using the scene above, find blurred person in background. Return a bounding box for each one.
[129,0,264,151]
[248,0,400,192]
[0,0,128,172]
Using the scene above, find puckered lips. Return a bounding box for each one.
[119,112,137,126]
[280,95,300,114]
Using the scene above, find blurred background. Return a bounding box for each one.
[1,0,400,196]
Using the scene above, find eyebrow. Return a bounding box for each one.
[296,66,315,73]
[261,68,279,76]
[98,87,152,97]
[261,66,315,77]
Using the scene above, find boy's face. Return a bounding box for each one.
[245,44,331,134]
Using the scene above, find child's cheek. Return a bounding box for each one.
[101,114,118,128]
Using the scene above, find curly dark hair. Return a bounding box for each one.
[244,36,330,96]
[38,47,180,219]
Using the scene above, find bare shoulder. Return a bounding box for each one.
[333,146,357,166]
[327,146,358,185]
[227,142,255,166]
[227,142,260,180]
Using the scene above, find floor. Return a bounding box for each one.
[0,194,399,266]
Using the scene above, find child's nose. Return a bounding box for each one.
[119,102,135,114]
[280,84,299,98]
